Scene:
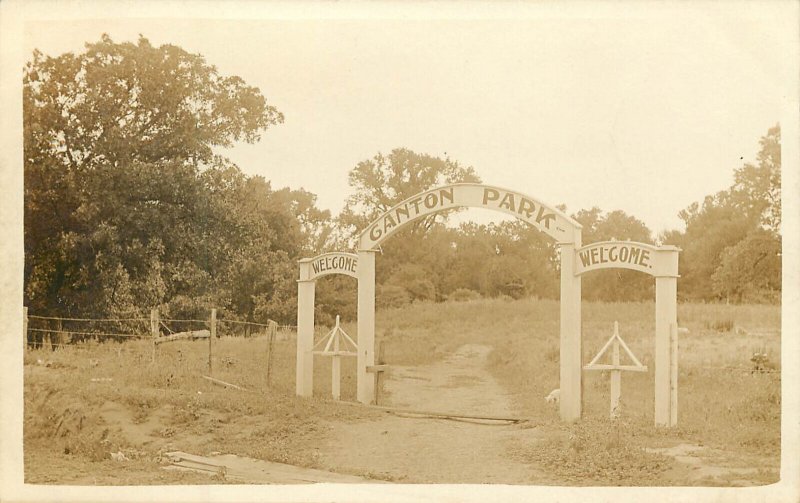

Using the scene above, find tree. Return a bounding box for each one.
[261,184,334,255]
[339,148,480,238]
[731,125,781,233]
[384,263,437,302]
[669,125,781,301]
[441,223,496,294]
[471,221,559,299]
[25,34,282,171]
[337,148,480,300]
[23,35,284,318]
[674,191,756,300]
[711,229,781,303]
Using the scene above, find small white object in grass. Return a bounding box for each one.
[545,388,560,404]
[110,451,129,462]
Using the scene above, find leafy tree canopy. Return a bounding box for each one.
[666,124,781,301]
[25,34,282,171]
[339,148,480,238]
[23,35,304,322]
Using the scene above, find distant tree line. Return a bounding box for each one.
[662,125,781,303]
[23,36,781,326]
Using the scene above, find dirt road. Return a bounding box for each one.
[316,344,551,483]
[315,344,779,485]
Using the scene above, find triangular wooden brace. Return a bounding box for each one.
[585,321,647,371]
[312,316,358,355]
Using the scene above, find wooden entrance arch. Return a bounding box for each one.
[355,183,584,421]
[296,184,681,426]
[296,252,358,396]
[575,240,680,426]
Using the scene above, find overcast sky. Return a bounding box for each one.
[23,4,791,236]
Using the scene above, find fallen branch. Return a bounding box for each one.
[201,375,249,392]
[336,400,532,425]
[155,330,210,344]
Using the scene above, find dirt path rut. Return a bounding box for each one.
[316,344,547,483]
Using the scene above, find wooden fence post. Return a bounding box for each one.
[375,340,386,405]
[150,308,159,363]
[54,318,63,350]
[23,306,28,350]
[209,308,216,375]
[266,320,277,388]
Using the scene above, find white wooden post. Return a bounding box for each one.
[559,240,582,421]
[332,316,341,400]
[296,261,315,397]
[655,276,677,426]
[670,322,678,426]
[356,249,377,404]
[610,322,621,419]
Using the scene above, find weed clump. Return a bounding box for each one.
[705,318,734,332]
[529,418,673,485]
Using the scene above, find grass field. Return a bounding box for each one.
[378,299,780,450]
[23,298,781,484]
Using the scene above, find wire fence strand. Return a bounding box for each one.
[26,328,143,339]
[28,315,149,323]
[695,365,781,374]
[27,343,93,350]
[25,310,286,349]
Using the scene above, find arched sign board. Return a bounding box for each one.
[295,252,359,397]
[575,241,679,277]
[299,252,358,281]
[358,183,581,250]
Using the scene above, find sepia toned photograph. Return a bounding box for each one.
[1,1,798,501]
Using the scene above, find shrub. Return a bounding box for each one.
[376,285,410,309]
[448,288,481,302]
[406,279,436,302]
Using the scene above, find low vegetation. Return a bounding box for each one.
[24,298,779,485]
[376,298,780,484]
[23,335,375,484]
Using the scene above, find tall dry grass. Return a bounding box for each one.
[23,334,374,473]
[375,297,780,456]
[24,297,780,483]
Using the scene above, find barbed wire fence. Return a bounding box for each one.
[21,307,779,379]
[22,306,298,387]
